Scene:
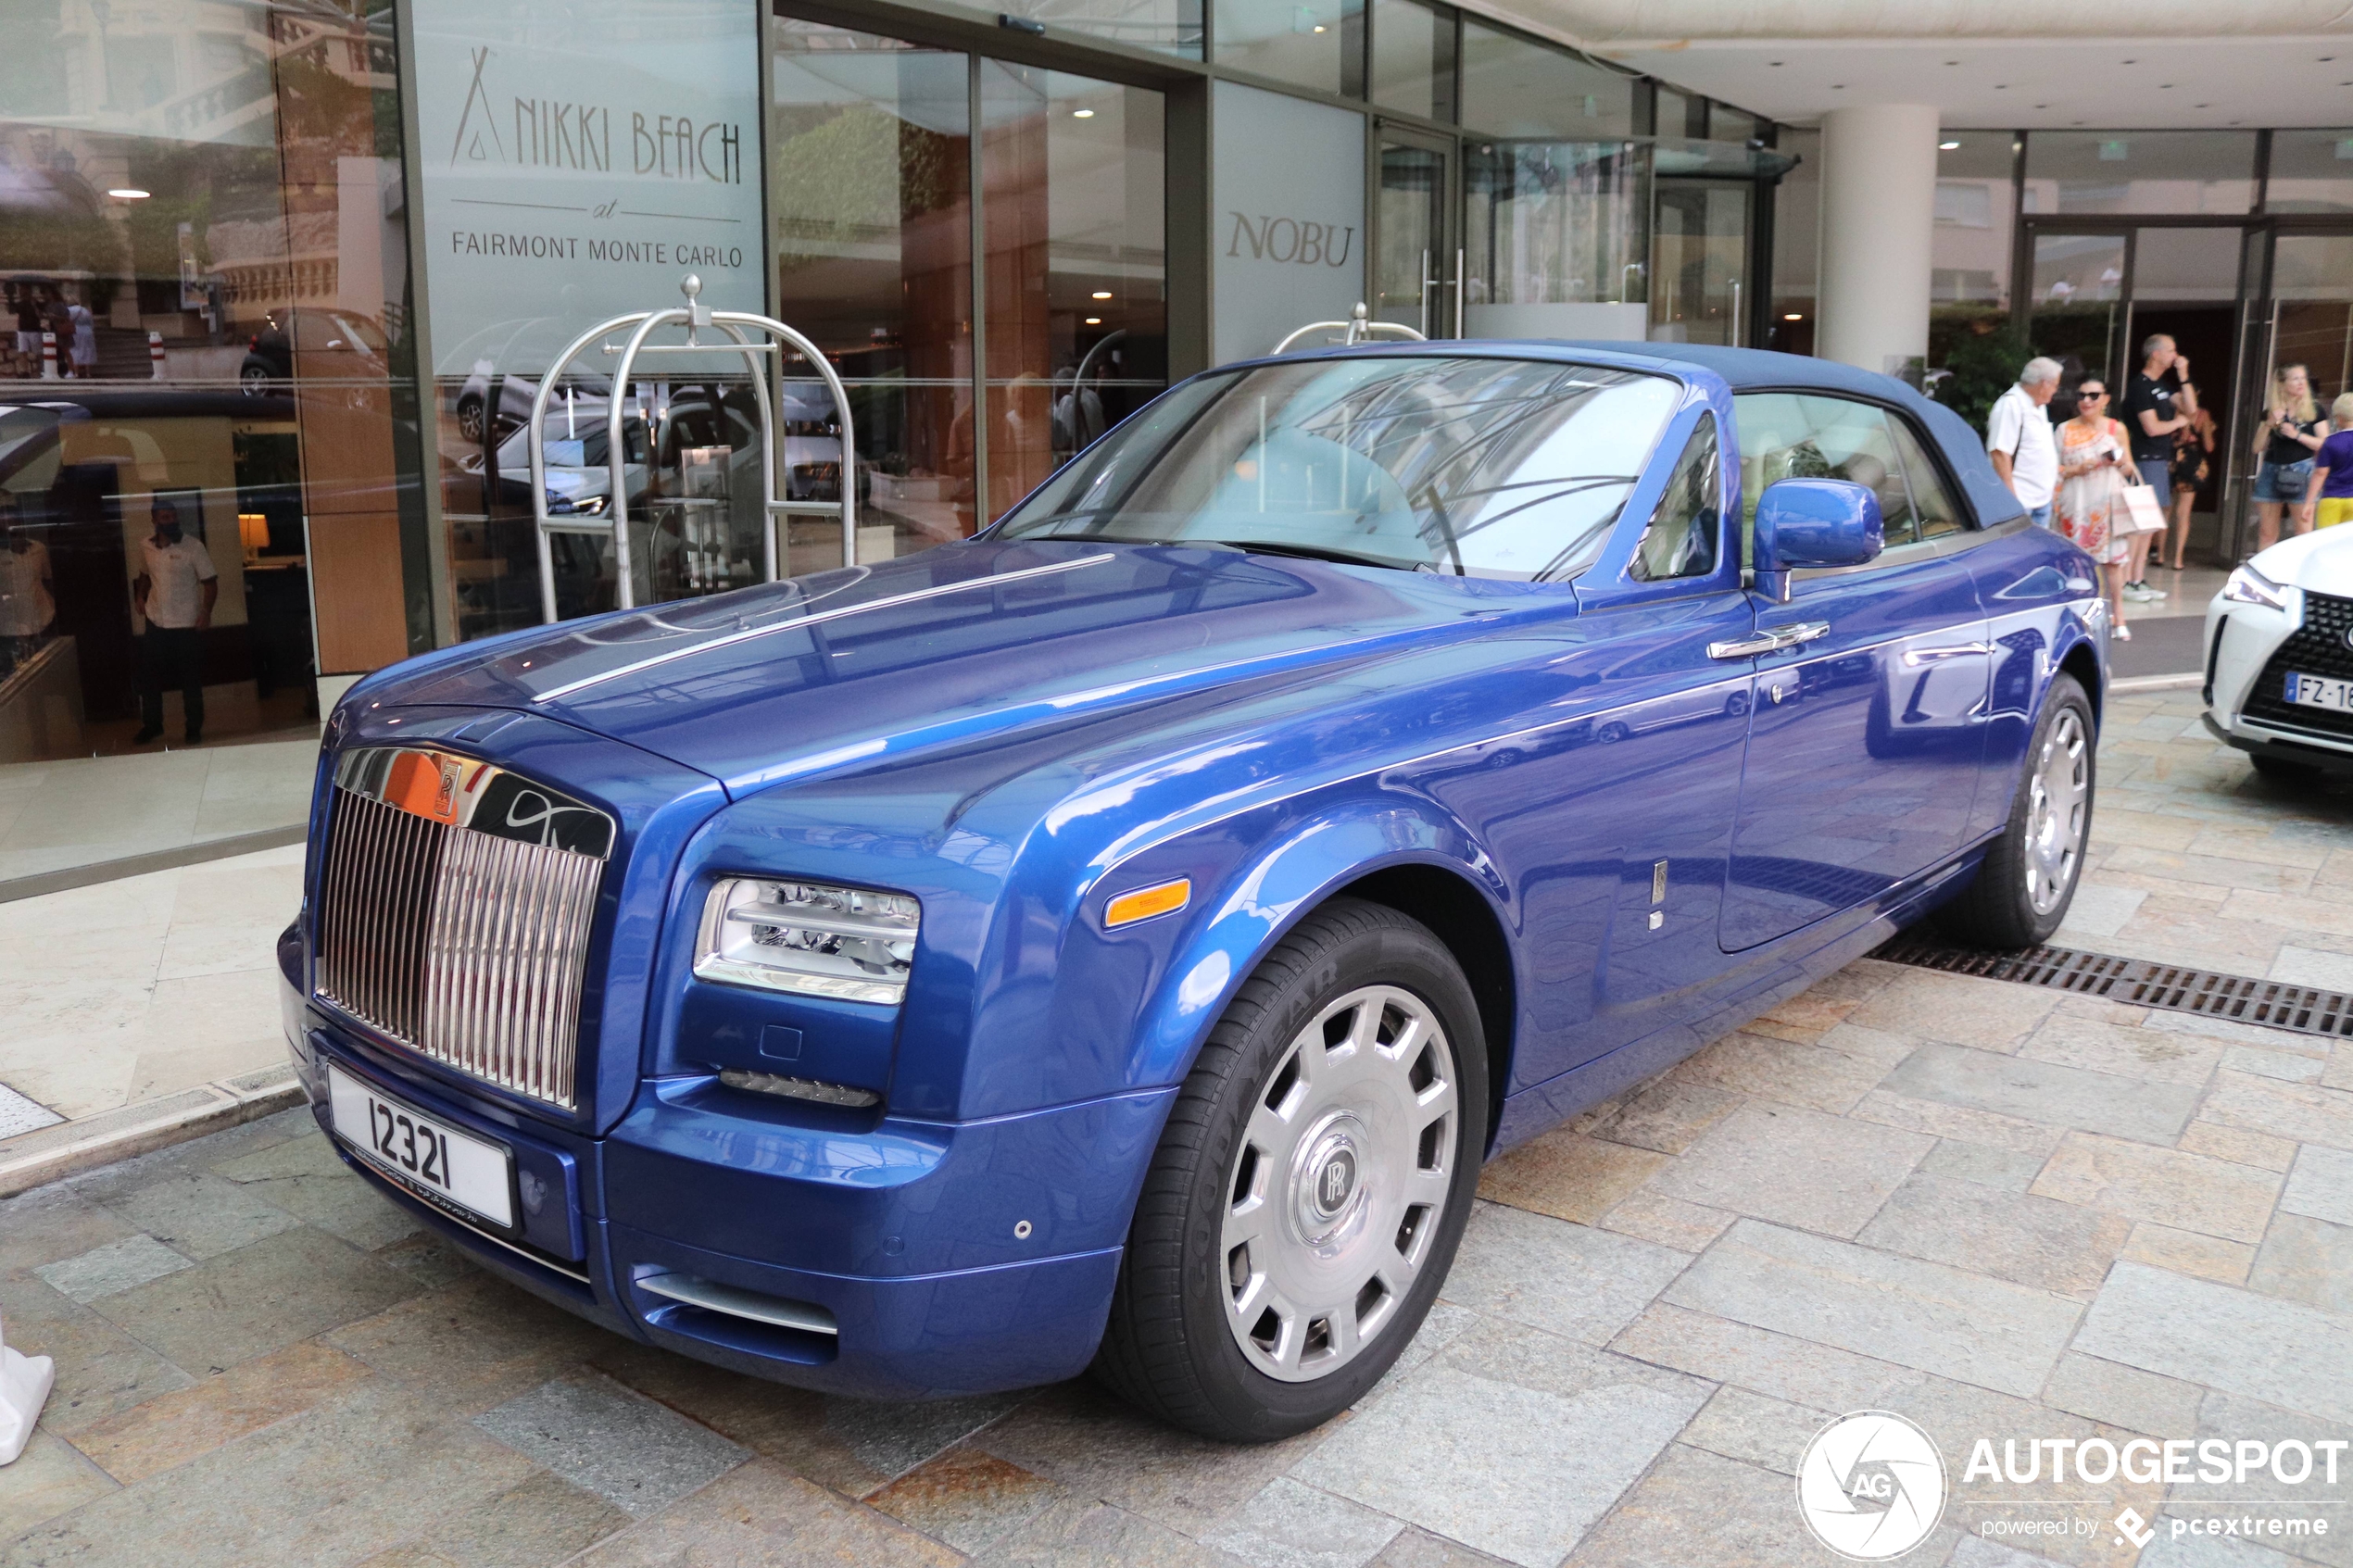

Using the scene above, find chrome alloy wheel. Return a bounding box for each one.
[1219,985,1458,1382]
[2023,708,2090,914]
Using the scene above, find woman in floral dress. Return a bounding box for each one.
[2055,377,2133,640]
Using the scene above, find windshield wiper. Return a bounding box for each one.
[1202,539,1412,570]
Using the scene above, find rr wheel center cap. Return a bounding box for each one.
[1292,1113,1368,1243]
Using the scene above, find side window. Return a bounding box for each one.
[1630,414,1721,582]
[1887,416,1967,537]
[1730,392,1923,561]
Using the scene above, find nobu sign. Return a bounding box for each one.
[1227,212,1356,269]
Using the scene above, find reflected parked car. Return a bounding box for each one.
[283,344,2106,1444]
[240,308,390,394]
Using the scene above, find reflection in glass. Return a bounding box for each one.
[1371,0,1453,123]
[2265,131,2353,214]
[981,64,1166,522]
[996,357,1680,582]
[2029,232,2128,384]
[1376,144,1448,336]
[2272,234,2353,413]
[998,0,1202,57]
[1215,0,1358,94]
[1928,132,2016,369]
[1768,126,1818,355]
[0,0,419,859]
[1461,142,1648,340]
[2021,131,2255,217]
[1459,21,1630,140]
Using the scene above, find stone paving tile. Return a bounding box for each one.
[472,1372,748,1518]
[567,1460,961,1568]
[32,1235,193,1304]
[0,1273,195,1437]
[210,1132,424,1252]
[2222,1043,2332,1085]
[2199,1072,2353,1152]
[1373,1528,1516,1567]
[1647,1100,1931,1238]
[2274,946,2353,993]
[2119,1222,2257,1286]
[2225,888,2353,937]
[1850,1089,2070,1159]
[867,1445,1071,1557]
[1201,1477,1405,1568]
[1667,1031,1892,1115]
[1292,1358,1705,1568]
[2039,1351,2208,1438]
[71,1339,374,1484]
[2246,1212,2353,1314]
[1476,1132,1665,1226]
[1588,1079,1739,1156]
[1662,1220,2082,1399]
[1844,968,2061,1053]
[968,1492,1252,1568]
[1608,1301,1904,1414]
[1919,1138,2048,1193]
[2100,846,2318,895]
[326,1273,624,1419]
[976,1377,1335,1538]
[0,1381,538,1568]
[2053,883,2149,940]
[2072,1261,2353,1426]
[1885,1043,2204,1145]
[361,1470,631,1568]
[1559,1443,1895,1568]
[91,1226,420,1375]
[2029,1132,2284,1244]
[1440,1204,1691,1346]
[1595,1190,1733,1253]
[1747,990,1862,1043]
[1675,1386,1828,1476]
[2177,1120,2301,1173]
[2017,1012,2224,1088]
[0,1430,118,1540]
[97,1170,304,1262]
[1856,1171,2131,1298]
[0,1187,139,1278]
[2281,1145,2353,1227]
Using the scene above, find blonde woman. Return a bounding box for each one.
[2055,380,2133,639]
[2302,392,2353,533]
[2254,363,2329,549]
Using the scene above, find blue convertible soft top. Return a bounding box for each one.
[1591,343,2030,533]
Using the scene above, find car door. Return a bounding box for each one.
[1718,392,1993,952]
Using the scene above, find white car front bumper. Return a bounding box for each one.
[2203,583,2353,772]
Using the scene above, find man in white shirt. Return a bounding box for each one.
[1986,357,2062,529]
[132,499,218,745]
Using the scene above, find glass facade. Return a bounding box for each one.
[0,0,422,883]
[2022,131,2258,217]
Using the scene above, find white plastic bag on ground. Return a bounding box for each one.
[0,1311,55,1464]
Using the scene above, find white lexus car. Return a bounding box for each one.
[2204,526,2353,781]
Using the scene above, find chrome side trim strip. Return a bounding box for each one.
[637,1271,840,1336]
[534,552,1119,704]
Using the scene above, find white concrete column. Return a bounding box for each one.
[1817,104,1940,376]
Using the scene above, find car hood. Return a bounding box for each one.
[2250,525,2353,592]
[367,539,1569,796]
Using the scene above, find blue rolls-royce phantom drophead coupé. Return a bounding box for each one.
[281,343,2105,1441]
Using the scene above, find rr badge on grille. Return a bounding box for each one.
[434,759,462,820]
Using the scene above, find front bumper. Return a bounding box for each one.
[2201,594,2353,765]
[285,985,1169,1400]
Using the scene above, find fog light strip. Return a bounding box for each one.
[1877,937,2353,1040]
[638,1272,838,1336]
[718,1067,881,1108]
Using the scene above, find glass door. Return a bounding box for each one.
[2025,229,2130,386]
[2225,230,2353,558]
[1650,180,1751,345]
[1376,128,1458,338]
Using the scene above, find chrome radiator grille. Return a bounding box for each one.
[315,747,613,1110]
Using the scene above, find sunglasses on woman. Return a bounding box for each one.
[2077,389,2108,402]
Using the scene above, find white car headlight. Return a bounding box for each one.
[694,879,920,1005]
[2222,564,2294,612]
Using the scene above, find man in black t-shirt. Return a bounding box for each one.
[2118,334,2191,601]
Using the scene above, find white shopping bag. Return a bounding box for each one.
[0,1309,55,1465]
[2118,482,2168,536]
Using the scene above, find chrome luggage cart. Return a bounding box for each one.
[1271,303,1428,356]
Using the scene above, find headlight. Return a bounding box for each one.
[694,878,919,1005]
[2222,564,2294,612]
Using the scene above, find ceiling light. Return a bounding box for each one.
[1072,107,1095,119]
[1939,140,1960,150]
[1783,312,1804,320]
[1084,317,1101,325]
[1091,290,1113,299]
[107,187,149,199]
[1312,22,1325,31]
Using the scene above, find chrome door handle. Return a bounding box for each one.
[1708,621,1830,660]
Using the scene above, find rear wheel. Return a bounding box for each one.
[1093,898,1487,1442]
[1939,674,2095,948]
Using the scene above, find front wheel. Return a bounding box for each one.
[1939,674,2095,947]
[1093,898,1488,1442]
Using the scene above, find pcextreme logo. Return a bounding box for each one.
[1796,1411,1947,1561]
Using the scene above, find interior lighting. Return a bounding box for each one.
[1091,290,1113,299]
[1085,317,1102,325]
[1072,107,1095,118]
[1783,312,1804,320]
[1312,23,1326,31]
[1938,140,1961,150]
[107,187,150,199]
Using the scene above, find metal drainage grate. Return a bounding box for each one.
[1875,937,2353,1041]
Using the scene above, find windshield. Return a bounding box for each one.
[991,355,1680,580]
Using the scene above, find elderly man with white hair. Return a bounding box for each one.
[1987,356,2062,529]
